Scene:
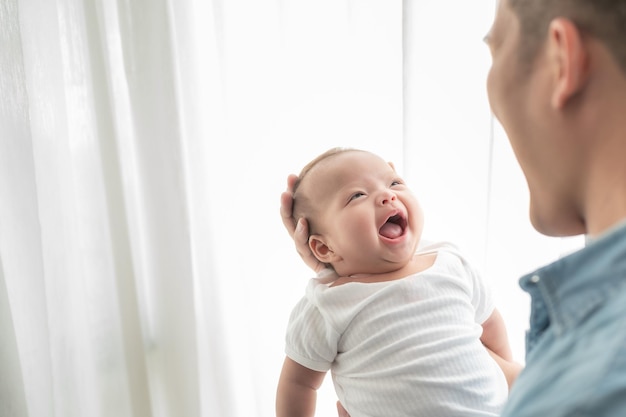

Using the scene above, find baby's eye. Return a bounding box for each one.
[349,192,365,201]
[391,180,404,187]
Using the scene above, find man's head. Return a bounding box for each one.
[292,148,424,277]
[485,0,626,237]
[508,0,626,75]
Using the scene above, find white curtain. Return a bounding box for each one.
[1,0,585,416]
[1,0,401,416]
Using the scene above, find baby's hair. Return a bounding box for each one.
[292,147,362,235]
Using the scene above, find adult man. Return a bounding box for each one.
[483,0,626,415]
[281,0,626,415]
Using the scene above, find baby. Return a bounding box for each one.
[276,147,521,417]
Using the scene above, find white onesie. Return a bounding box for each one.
[284,241,508,417]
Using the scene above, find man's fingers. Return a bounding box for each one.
[280,174,300,238]
[287,173,298,189]
[280,192,296,238]
[294,218,311,257]
[295,218,326,273]
[280,173,330,273]
[280,191,293,218]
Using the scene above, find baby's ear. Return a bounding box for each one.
[309,235,342,264]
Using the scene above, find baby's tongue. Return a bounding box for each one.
[379,222,403,239]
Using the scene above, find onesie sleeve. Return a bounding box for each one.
[466,261,495,325]
[284,295,340,372]
[439,241,495,324]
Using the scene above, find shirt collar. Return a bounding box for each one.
[519,220,626,352]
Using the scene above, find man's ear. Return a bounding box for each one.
[548,18,589,109]
[309,235,342,264]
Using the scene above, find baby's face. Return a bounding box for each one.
[303,151,424,277]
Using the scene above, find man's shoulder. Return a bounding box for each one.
[503,288,626,417]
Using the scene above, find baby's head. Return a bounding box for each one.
[292,147,350,235]
[292,147,424,277]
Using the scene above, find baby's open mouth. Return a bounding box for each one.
[379,214,406,239]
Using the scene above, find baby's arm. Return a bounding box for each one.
[480,308,523,389]
[276,357,326,417]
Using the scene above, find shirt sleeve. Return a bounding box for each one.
[284,295,340,372]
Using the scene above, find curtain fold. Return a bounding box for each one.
[165,0,238,415]
[0,257,29,417]
[1,0,201,415]
[1,1,54,416]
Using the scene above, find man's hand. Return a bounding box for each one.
[280,174,328,274]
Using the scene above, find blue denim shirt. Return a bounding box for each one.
[501,222,626,417]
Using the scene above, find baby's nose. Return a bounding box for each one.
[380,191,397,205]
